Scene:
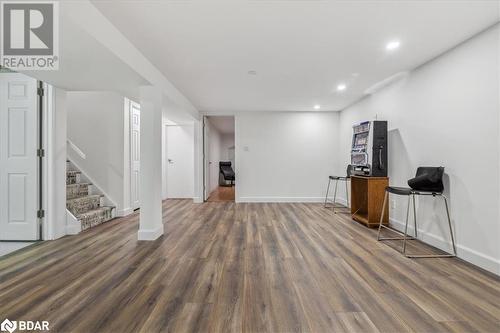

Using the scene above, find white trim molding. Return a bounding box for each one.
[237,196,325,203]
[138,225,164,241]
[67,139,86,159]
[116,208,134,217]
[388,217,500,275]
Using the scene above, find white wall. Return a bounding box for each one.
[236,112,340,202]
[44,86,67,240]
[66,91,127,214]
[220,133,235,166]
[193,119,204,203]
[338,26,500,274]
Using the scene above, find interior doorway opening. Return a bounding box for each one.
[203,116,235,202]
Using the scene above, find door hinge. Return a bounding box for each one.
[37,209,45,218]
[37,148,45,157]
[37,87,44,96]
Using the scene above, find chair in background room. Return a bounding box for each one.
[219,161,235,186]
[324,165,352,214]
[377,166,456,258]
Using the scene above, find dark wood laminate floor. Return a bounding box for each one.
[0,200,499,333]
[207,186,235,202]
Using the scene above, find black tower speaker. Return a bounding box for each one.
[371,121,388,177]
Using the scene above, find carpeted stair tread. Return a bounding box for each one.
[78,206,115,231]
[66,160,116,232]
[66,194,103,216]
[66,170,81,185]
[66,194,102,202]
[66,182,91,187]
[66,183,92,199]
[76,206,114,219]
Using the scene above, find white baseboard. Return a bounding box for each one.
[388,217,500,275]
[334,197,348,206]
[65,224,81,235]
[237,196,325,203]
[137,225,164,241]
[117,208,133,217]
[193,196,203,203]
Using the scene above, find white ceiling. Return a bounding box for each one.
[208,116,235,135]
[24,7,148,101]
[92,0,499,113]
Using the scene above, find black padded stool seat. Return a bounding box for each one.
[385,166,445,196]
[377,166,456,258]
[385,186,413,196]
[329,175,350,180]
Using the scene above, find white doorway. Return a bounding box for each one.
[165,125,194,198]
[130,101,141,210]
[0,72,39,240]
[203,116,235,202]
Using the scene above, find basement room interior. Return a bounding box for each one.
[0,1,499,332]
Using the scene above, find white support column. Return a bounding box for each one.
[193,118,204,203]
[138,86,164,240]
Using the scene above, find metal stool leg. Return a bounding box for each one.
[332,179,338,213]
[402,195,411,255]
[412,193,418,239]
[443,195,457,256]
[377,191,388,240]
[377,191,416,242]
[404,193,456,258]
[345,180,350,209]
[324,178,332,208]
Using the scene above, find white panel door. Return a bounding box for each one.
[0,73,38,240]
[166,125,194,199]
[130,101,141,210]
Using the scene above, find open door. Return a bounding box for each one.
[130,101,141,210]
[203,116,209,201]
[0,73,39,240]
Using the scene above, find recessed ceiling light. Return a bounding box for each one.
[337,84,346,91]
[248,70,257,75]
[314,105,321,110]
[386,40,401,51]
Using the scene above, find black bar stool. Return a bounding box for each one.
[324,165,352,214]
[377,166,456,258]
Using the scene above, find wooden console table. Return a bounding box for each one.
[350,176,389,228]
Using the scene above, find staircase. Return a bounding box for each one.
[66,161,116,232]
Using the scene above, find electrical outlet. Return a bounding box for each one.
[390,199,396,209]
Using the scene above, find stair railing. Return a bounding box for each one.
[67,139,86,160]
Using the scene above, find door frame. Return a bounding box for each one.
[202,116,208,201]
[201,115,236,202]
[41,82,56,240]
[129,99,141,210]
